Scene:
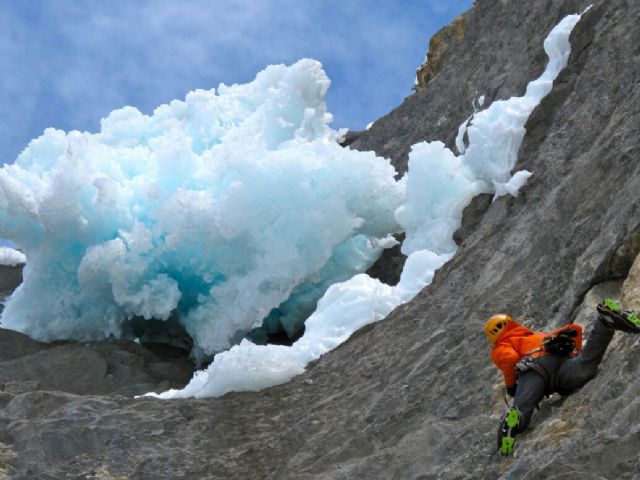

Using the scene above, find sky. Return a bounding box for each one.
[0,0,472,165]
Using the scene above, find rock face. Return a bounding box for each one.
[2,0,640,478]
[0,266,22,312]
[414,12,469,94]
[622,253,640,312]
[0,330,193,397]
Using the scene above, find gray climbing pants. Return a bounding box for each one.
[513,318,614,432]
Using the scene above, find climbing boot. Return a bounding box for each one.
[497,407,522,456]
[597,298,640,334]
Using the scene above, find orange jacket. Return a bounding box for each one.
[491,321,583,388]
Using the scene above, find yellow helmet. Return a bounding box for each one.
[484,314,513,344]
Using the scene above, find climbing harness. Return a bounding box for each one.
[515,356,550,386]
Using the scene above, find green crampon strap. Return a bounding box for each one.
[505,408,520,428]
[628,312,640,326]
[604,298,621,312]
[603,298,640,326]
[501,435,515,455]
[500,408,520,455]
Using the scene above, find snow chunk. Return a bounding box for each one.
[455,114,473,155]
[0,247,26,266]
[159,339,306,398]
[395,250,452,303]
[372,235,400,249]
[459,12,584,198]
[395,141,483,256]
[495,170,533,198]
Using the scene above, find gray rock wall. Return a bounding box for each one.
[0,265,22,307]
[2,0,640,478]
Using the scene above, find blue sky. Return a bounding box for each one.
[0,0,472,165]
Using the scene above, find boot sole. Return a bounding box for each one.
[597,302,640,333]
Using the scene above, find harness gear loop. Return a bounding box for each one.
[515,356,551,389]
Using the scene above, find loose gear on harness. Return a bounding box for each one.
[542,328,579,356]
[515,356,550,387]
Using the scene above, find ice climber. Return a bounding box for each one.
[485,299,640,455]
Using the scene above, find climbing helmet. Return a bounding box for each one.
[484,314,513,344]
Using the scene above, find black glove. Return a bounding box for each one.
[506,384,517,397]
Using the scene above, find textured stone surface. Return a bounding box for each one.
[452,193,493,248]
[0,265,21,294]
[1,0,640,479]
[0,330,194,397]
[0,328,48,362]
[622,253,640,311]
[415,11,469,93]
[0,265,22,311]
[365,233,406,286]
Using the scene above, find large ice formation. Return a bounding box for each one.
[150,11,586,398]
[0,59,403,353]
